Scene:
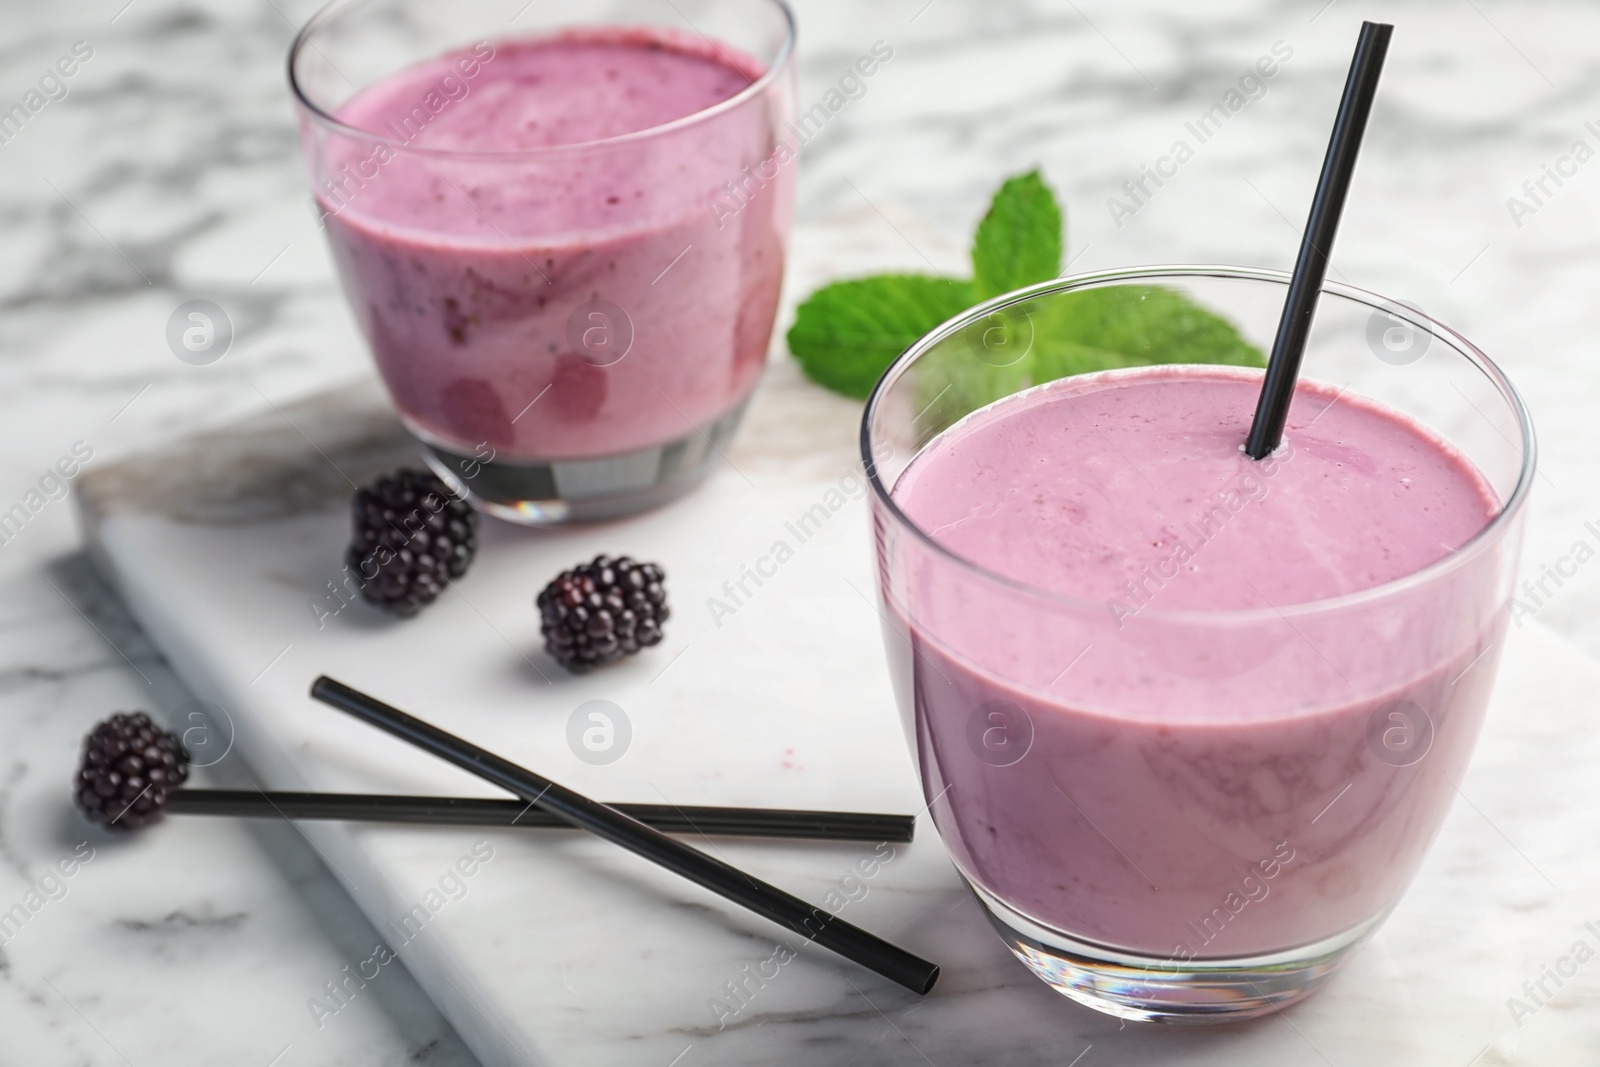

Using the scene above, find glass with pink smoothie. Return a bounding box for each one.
[290,0,795,522]
[865,267,1533,1022]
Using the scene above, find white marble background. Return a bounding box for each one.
[2,0,1598,1062]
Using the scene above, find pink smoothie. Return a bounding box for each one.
[314,30,791,460]
[885,366,1507,959]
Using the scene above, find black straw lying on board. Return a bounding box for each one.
[1244,20,1394,460]
[308,675,940,995]
[165,790,915,842]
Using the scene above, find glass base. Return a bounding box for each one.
[413,400,748,526]
[972,883,1381,1024]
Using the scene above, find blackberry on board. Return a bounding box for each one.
[538,555,668,672]
[347,468,478,617]
[75,712,190,830]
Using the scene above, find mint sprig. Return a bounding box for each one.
[786,169,1264,403]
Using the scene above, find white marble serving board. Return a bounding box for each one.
[78,375,1600,1066]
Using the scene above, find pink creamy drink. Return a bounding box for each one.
[886,365,1505,959]
[314,30,791,462]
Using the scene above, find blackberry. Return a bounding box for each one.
[75,712,189,831]
[538,555,668,672]
[347,468,478,617]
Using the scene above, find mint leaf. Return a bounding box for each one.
[787,274,976,400]
[971,170,1063,301]
[1029,285,1265,382]
[912,302,1039,429]
[912,286,1265,436]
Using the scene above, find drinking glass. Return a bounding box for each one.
[863,265,1534,1022]
[291,0,796,523]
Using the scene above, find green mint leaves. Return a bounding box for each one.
[784,274,975,400]
[786,169,1264,402]
[971,171,1062,300]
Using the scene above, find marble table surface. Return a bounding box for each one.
[2,0,1599,1063]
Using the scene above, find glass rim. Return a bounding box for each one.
[860,263,1537,625]
[287,0,797,161]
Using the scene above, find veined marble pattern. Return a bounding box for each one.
[1,0,1599,1064]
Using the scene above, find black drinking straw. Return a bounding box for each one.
[1244,21,1394,460]
[163,790,914,842]
[309,676,940,995]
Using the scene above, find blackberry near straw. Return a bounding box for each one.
[76,712,190,830]
[538,555,668,671]
[70,714,913,842]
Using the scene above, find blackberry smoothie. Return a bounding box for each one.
[301,23,794,516]
[883,366,1507,961]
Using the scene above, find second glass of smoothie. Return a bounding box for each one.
[865,266,1533,1022]
[291,0,796,523]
